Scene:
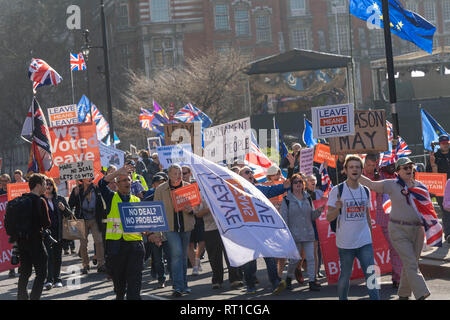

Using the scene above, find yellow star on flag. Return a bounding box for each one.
[396,21,404,30]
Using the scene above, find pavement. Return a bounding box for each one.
[0,237,449,301]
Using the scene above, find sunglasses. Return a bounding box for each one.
[293,180,304,185]
[401,165,414,171]
[244,170,253,175]
[182,172,190,175]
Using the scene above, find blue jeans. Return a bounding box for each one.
[150,241,171,283]
[243,257,280,290]
[337,243,380,300]
[166,231,191,292]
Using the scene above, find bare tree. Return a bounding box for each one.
[117,49,250,144]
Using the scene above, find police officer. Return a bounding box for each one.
[98,164,145,300]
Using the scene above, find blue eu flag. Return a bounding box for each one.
[349,0,436,53]
[421,108,448,151]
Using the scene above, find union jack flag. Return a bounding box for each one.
[28,58,62,92]
[174,103,212,129]
[245,131,274,183]
[382,196,392,214]
[319,163,333,197]
[70,53,87,71]
[21,97,53,173]
[396,177,443,247]
[85,104,110,141]
[140,108,167,135]
[379,136,412,167]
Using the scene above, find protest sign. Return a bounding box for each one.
[300,147,314,176]
[47,104,78,127]
[147,137,162,153]
[7,183,30,201]
[130,144,137,155]
[187,150,300,267]
[118,201,169,233]
[0,194,16,272]
[328,110,388,155]
[59,160,94,181]
[164,122,202,156]
[313,143,336,168]
[170,183,202,212]
[48,122,101,179]
[156,144,193,169]
[99,142,124,169]
[316,199,391,285]
[312,104,355,139]
[203,117,251,164]
[415,172,447,196]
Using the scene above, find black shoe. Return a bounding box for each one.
[399,296,409,300]
[316,271,325,279]
[8,270,15,278]
[309,281,321,291]
[92,259,98,266]
[81,267,89,275]
[64,250,69,255]
[172,290,182,297]
[157,281,165,289]
[286,277,293,290]
[392,281,399,289]
[97,265,107,273]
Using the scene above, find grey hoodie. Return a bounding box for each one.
[280,191,321,242]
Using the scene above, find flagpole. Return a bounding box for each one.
[381,0,400,142]
[70,68,75,105]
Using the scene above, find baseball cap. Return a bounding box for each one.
[266,164,280,176]
[125,159,136,166]
[395,157,414,170]
[439,135,449,143]
[152,175,166,184]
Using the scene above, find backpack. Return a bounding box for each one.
[329,183,370,233]
[4,193,34,241]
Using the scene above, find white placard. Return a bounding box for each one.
[311,103,354,139]
[47,104,79,127]
[147,137,162,153]
[203,117,251,164]
[156,144,193,169]
[99,142,125,169]
[59,160,94,181]
[299,147,315,176]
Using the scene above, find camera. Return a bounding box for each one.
[41,229,58,247]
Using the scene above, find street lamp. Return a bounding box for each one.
[81,29,92,122]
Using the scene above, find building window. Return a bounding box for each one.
[215,4,229,30]
[358,28,367,49]
[423,1,436,23]
[331,0,346,14]
[290,0,306,16]
[216,42,232,54]
[256,13,271,42]
[235,9,250,36]
[152,38,174,68]
[317,30,326,51]
[370,29,384,49]
[118,3,129,27]
[119,45,129,68]
[292,28,311,50]
[443,0,450,32]
[151,0,169,22]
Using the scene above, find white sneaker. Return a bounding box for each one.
[192,266,199,276]
[54,281,63,288]
[44,282,53,290]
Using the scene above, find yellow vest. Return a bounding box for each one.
[105,193,143,241]
[132,172,148,191]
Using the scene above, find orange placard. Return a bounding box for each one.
[313,143,336,168]
[170,183,202,212]
[47,122,101,179]
[7,182,30,201]
[415,172,447,196]
[226,179,260,223]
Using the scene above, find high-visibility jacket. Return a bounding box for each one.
[132,172,148,191]
[105,193,142,241]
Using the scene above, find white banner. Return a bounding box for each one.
[203,117,251,164]
[186,150,300,267]
[299,147,315,176]
[99,142,125,169]
[156,144,193,169]
[47,104,79,127]
[311,103,355,139]
[59,160,94,181]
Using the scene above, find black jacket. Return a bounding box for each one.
[426,149,450,175]
[45,195,73,242]
[68,184,105,230]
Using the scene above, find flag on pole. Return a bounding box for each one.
[421,108,448,152]
[28,58,62,92]
[140,108,168,135]
[349,0,436,53]
[153,100,169,120]
[104,132,121,146]
[21,97,53,173]
[245,131,274,183]
[273,118,288,163]
[379,136,412,166]
[174,103,212,129]
[302,118,317,148]
[70,53,87,71]
[319,163,333,197]
[77,95,110,140]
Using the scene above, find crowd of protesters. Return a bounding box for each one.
[3,133,449,300]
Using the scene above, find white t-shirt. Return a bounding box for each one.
[327,182,372,249]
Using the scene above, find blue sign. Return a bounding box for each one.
[118,201,169,233]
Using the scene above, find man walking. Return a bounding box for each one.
[327,155,380,300]
[98,165,145,300]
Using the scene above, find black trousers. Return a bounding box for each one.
[45,241,63,283]
[105,239,145,300]
[17,238,48,300]
[204,230,242,285]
